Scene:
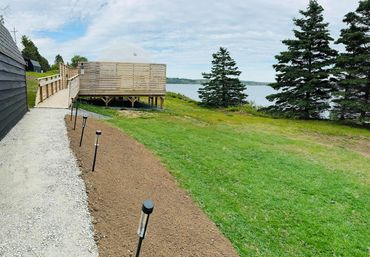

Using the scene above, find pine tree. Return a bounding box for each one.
[332,0,370,123]
[266,0,337,119]
[21,35,50,71]
[70,55,88,68]
[51,54,64,70]
[198,47,247,107]
[54,54,64,65]
[21,36,38,61]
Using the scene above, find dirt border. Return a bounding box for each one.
[66,116,239,257]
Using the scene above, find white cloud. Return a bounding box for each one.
[1,0,359,81]
[97,40,152,62]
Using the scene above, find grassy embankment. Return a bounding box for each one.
[81,94,370,257]
[26,70,59,108]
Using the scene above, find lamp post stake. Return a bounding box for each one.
[92,130,101,171]
[79,115,88,147]
[135,200,154,257]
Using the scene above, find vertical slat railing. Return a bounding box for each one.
[68,74,80,107]
[35,74,62,105]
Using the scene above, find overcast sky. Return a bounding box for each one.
[1,0,359,81]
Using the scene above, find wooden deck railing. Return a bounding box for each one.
[68,74,80,106]
[35,74,63,105]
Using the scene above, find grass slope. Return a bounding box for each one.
[26,70,59,108]
[81,95,370,257]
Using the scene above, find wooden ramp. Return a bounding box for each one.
[35,68,79,109]
[36,88,70,109]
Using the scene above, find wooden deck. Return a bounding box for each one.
[34,62,166,109]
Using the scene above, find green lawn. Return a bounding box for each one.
[81,94,370,257]
[26,70,59,108]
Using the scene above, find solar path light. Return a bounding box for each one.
[135,200,154,257]
[79,115,88,147]
[92,130,101,171]
[73,99,79,130]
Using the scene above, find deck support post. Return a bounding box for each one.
[101,96,113,107]
[128,96,138,108]
[160,97,164,109]
[148,97,153,107]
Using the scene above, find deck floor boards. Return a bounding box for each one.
[36,88,70,109]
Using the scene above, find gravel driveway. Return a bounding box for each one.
[0,108,98,257]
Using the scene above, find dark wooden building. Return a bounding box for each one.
[0,23,27,140]
[25,58,41,72]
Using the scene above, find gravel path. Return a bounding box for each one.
[77,109,110,120]
[0,108,98,257]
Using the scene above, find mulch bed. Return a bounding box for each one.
[65,115,239,257]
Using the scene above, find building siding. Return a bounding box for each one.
[0,24,27,140]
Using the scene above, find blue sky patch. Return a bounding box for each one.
[35,19,87,42]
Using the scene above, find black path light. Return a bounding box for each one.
[73,99,79,130]
[135,200,154,257]
[70,98,74,121]
[92,130,101,171]
[79,115,88,147]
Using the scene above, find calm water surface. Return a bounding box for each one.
[166,84,276,107]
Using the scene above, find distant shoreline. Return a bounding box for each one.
[166,77,271,86]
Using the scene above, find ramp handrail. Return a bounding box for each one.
[68,74,80,106]
[35,74,62,105]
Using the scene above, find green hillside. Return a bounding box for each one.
[81,94,370,257]
[26,70,59,108]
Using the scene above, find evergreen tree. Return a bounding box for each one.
[38,56,50,72]
[198,47,247,107]
[51,54,64,70]
[266,0,337,119]
[21,35,50,71]
[54,54,64,65]
[332,0,370,123]
[70,55,88,68]
[21,36,38,61]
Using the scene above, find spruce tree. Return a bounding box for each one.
[70,55,88,68]
[51,54,64,70]
[332,0,370,123]
[21,36,39,61]
[266,0,337,119]
[21,35,50,71]
[198,47,247,107]
[54,54,64,65]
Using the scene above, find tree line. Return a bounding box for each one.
[21,35,88,71]
[199,0,369,124]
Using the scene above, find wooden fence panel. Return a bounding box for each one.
[68,75,80,105]
[79,62,166,96]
